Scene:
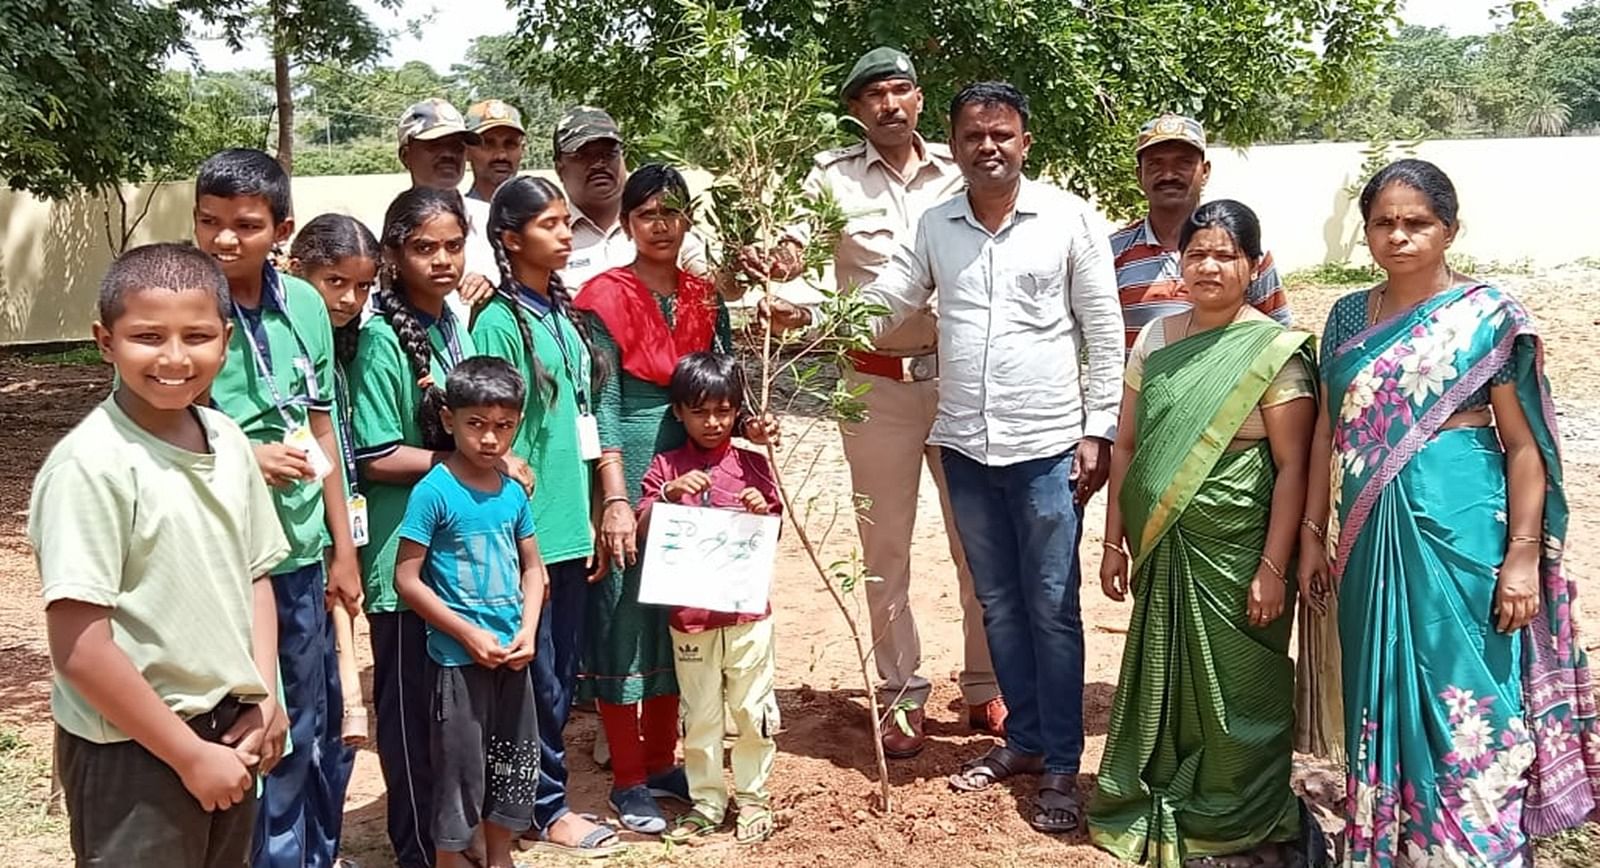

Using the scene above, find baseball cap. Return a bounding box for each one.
[553,106,623,156]
[396,99,480,147]
[1135,114,1206,156]
[465,99,525,136]
[841,47,917,101]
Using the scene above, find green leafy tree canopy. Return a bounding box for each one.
[0,0,188,199]
[510,0,1400,213]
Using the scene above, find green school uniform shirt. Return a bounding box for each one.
[349,311,476,613]
[209,268,337,573]
[471,293,595,564]
[29,399,289,743]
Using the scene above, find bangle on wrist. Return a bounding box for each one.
[1301,518,1326,540]
[1508,534,1541,546]
[602,495,630,508]
[1259,554,1285,581]
[1102,541,1126,557]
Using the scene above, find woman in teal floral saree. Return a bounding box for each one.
[1301,160,1600,866]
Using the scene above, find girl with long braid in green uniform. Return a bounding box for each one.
[348,187,532,866]
[1088,200,1321,864]
[472,176,623,856]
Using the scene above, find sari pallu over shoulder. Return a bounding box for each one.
[1122,320,1314,569]
[1326,282,1600,837]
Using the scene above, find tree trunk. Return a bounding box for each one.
[273,36,293,174]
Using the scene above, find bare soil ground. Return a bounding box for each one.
[2,271,1597,866]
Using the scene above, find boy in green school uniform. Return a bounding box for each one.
[193,148,360,868]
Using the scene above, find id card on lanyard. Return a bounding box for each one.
[236,296,333,482]
[514,290,602,461]
[333,367,369,547]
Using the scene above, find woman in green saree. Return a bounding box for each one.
[1300,159,1600,866]
[1089,200,1319,867]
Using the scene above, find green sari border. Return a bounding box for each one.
[1131,328,1314,570]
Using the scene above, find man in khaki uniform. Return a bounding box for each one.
[756,47,1002,759]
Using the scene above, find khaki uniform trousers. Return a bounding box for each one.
[841,369,997,708]
[671,619,779,821]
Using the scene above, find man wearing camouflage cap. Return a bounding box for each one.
[465,98,526,203]
[1110,113,1291,351]
[753,47,1003,760]
[395,98,497,322]
[552,106,707,291]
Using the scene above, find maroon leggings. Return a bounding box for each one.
[598,695,679,790]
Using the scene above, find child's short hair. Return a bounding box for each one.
[196,148,292,224]
[669,352,747,410]
[99,243,232,326]
[446,356,526,412]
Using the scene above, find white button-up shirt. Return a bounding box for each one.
[860,178,1124,466]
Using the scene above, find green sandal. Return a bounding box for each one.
[664,809,720,844]
[735,804,774,844]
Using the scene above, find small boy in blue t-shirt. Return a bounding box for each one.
[395,356,547,868]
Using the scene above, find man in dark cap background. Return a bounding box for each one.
[752,47,1003,761]
[552,106,707,291]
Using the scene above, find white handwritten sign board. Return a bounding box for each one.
[638,503,780,614]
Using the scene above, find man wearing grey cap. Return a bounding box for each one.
[552,106,707,291]
[751,47,1003,760]
[1110,113,1291,352]
[395,98,497,322]
[464,99,527,203]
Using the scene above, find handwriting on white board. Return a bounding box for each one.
[638,503,779,615]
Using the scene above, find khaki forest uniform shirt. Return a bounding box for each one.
[789,136,966,355]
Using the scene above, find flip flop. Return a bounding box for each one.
[1030,772,1083,834]
[948,744,1044,792]
[735,803,774,844]
[524,822,626,860]
[664,809,721,844]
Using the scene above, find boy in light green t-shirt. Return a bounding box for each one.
[32,244,289,868]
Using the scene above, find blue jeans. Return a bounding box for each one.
[940,448,1086,774]
[531,558,590,831]
[253,562,356,868]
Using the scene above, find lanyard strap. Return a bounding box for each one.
[235,302,317,429]
[433,308,466,370]
[332,367,360,495]
[510,292,591,413]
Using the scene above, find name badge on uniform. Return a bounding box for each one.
[347,494,370,547]
[576,413,602,461]
[283,424,333,482]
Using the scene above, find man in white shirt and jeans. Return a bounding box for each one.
[768,80,1122,833]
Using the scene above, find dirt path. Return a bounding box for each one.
[2,273,1597,866]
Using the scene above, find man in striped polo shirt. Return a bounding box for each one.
[1110,114,1291,350]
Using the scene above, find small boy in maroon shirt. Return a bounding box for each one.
[638,352,781,844]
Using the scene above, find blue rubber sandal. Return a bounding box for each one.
[608,785,667,835]
[647,766,691,805]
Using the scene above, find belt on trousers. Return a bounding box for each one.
[847,350,937,383]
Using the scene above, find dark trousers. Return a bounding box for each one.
[58,699,258,868]
[253,563,357,868]
[370,609,435,868]
[531,558,589,831]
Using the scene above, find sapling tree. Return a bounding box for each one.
[638,0,901,812]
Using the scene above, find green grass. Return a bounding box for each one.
[17,343,102,367]
[0,729,66,858]
[1285,261,1384,287]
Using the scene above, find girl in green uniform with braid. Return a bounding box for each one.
[347,187,532,867]
[470,176,623,856]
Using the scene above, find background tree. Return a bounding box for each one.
[0,0,187,199]
[510,0,1400,214]
[179,0,400,173]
